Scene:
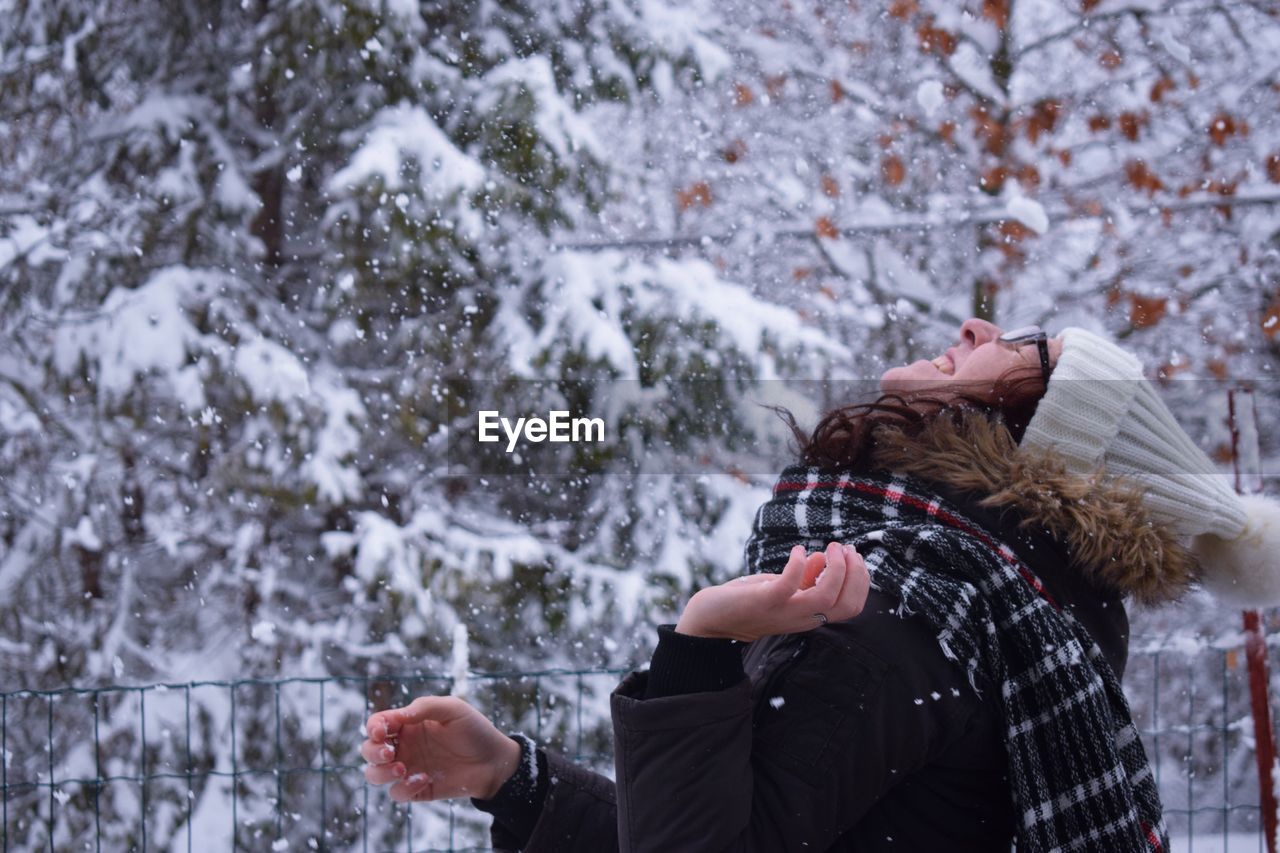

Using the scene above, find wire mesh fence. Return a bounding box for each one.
[0,667,627,853]
[1,638,1276,852]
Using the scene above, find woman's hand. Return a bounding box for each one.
[361,696,521,803]
[675,542,870,642]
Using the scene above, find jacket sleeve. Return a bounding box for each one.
[519,748,621,852]
[611,591,983,852]
[484,626,743,852]
[508,593,980,852]
[471,735,550,850]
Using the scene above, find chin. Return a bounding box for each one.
[881,364,960,398]
[880,363,929,392]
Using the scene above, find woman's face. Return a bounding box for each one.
[879,318,1064,397]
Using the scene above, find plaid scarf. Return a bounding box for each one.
[745,465,1168,853]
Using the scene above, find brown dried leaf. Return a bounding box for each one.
[676,181,714,211]
[995,242,1026,263]
[969,106,1008,156]
[1204,178,1239,197]
[1118,111,1147,142]
[1208,112,1241,146]
[979,165,1009,194]
[889,0,919,19]
[882,155,906,187]
[983,0,1010,29]
[917,20,957,56]
[815,216,840,239]
[999,220,1035,242]
[1150,76,1176,103]
[1128,294,1168,329]
[722,139,748,164]
[1155,360,1190,379]
[1124,160,1164,195]
[1264,298,1280,340]
[1024,99,1061,144]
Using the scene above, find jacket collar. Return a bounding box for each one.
[865,409,1198,606]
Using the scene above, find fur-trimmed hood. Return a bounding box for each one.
[867,410,1199,605]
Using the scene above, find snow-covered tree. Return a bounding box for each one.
[3,0,1278,846]
[0,0,845,847]
[583,0,1280,380]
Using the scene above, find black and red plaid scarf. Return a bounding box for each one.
[745,465,1168,853]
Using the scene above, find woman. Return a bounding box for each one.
[360,319,1280,852]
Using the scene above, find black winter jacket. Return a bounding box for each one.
[475,416,1193,852]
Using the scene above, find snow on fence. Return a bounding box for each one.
[1,639,1276,852]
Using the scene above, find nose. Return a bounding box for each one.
[959,318,1003,348]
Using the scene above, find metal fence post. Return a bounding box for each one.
[1229,387,1277,852]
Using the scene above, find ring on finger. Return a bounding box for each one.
[812,612,829,626]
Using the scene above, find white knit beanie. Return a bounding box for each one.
[1019,327,1280,607]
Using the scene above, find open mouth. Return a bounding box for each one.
[931,354,955,375]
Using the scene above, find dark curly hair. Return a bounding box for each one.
[776,364,1049,472]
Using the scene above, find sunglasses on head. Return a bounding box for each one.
[997,325,1051,388]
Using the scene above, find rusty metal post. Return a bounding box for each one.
[1229,388,1277,853]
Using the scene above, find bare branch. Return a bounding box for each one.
[812,234,967,329]
[552,190,1280,252]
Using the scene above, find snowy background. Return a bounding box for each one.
[2,0,1280,849]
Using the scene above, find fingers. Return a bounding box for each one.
[365,708,406,743]
[783,544,833,593]
[364,761,408,786]
[729,574,776,585]
[361,739,397,764]
[778,544,808,593]
[367,695,466,742]
[799,551,827,590]
[833,545,871,620]
[362,726,407,788]
[363,696,469,796]
[793,543,869,627]
[389,772,434,803]
[807,541,848,605]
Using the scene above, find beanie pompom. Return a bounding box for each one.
[1192,494,1280,608]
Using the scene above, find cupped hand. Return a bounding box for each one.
[674,542,870,642]
[361,695,521,803]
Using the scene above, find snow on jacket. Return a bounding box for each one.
[474,412,1196,852]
